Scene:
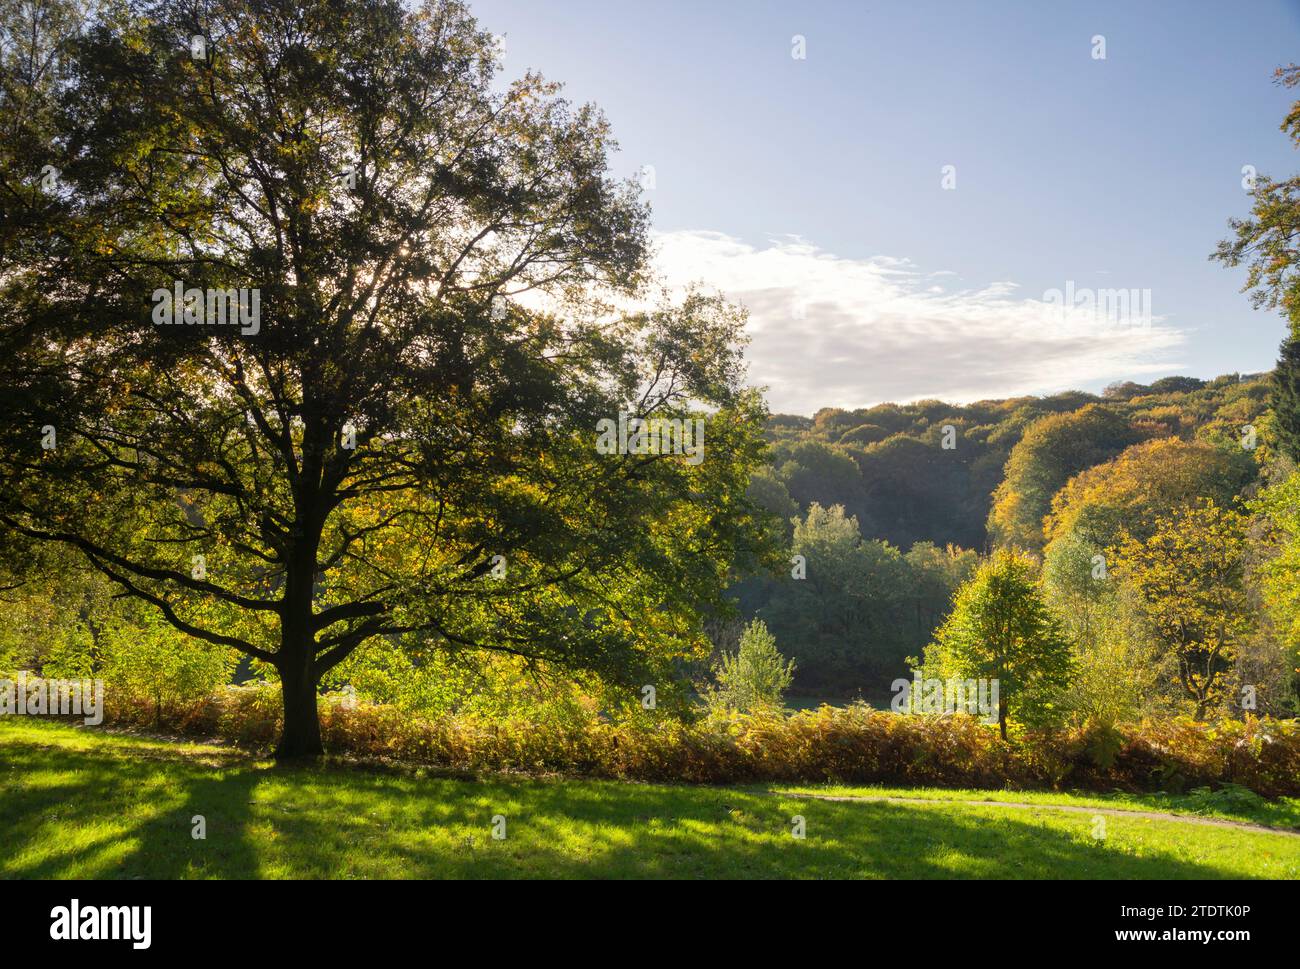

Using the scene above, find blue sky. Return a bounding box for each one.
[471,0,1300,414]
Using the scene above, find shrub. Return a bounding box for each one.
[74,685,1300,798]
[40,613,239,729]
[707,620,795,714]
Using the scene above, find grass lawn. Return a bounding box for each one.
[2,718,1297,879]
[769,783,1300,831]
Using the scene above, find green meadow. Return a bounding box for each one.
[3,719,1296,880]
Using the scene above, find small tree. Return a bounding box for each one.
[759,502,913,692]
[1252,472,1300,675]
[709,620,794,714]
[1042,532,1174,732]
[923,550,1074,739]
[1112,500,1252,719]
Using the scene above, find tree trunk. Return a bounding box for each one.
[275,533,324,760]
[275,651,323,760]
[275,429,330,761]
[998,695,1008,741]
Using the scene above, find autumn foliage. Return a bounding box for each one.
[83,685,1300,798]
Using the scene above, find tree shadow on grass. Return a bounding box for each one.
[172,771,1287,880]
[1,738,261,879]
[4,736,1292,879]
[116,767,263,878]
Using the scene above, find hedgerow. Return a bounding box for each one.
[77,683,1300,797]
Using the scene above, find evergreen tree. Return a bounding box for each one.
[709,620,795,714]
[1274,320,1300,463]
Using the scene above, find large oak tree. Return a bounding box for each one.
[0,0,769,756]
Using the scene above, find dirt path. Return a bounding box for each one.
[771,791,1300,838]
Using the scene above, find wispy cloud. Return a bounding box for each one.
[651,230,1184,415]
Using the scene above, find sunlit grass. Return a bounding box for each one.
[766,782,1300,831]
[2,719,1297,879]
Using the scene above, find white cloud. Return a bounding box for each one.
[650,230,1184,415]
